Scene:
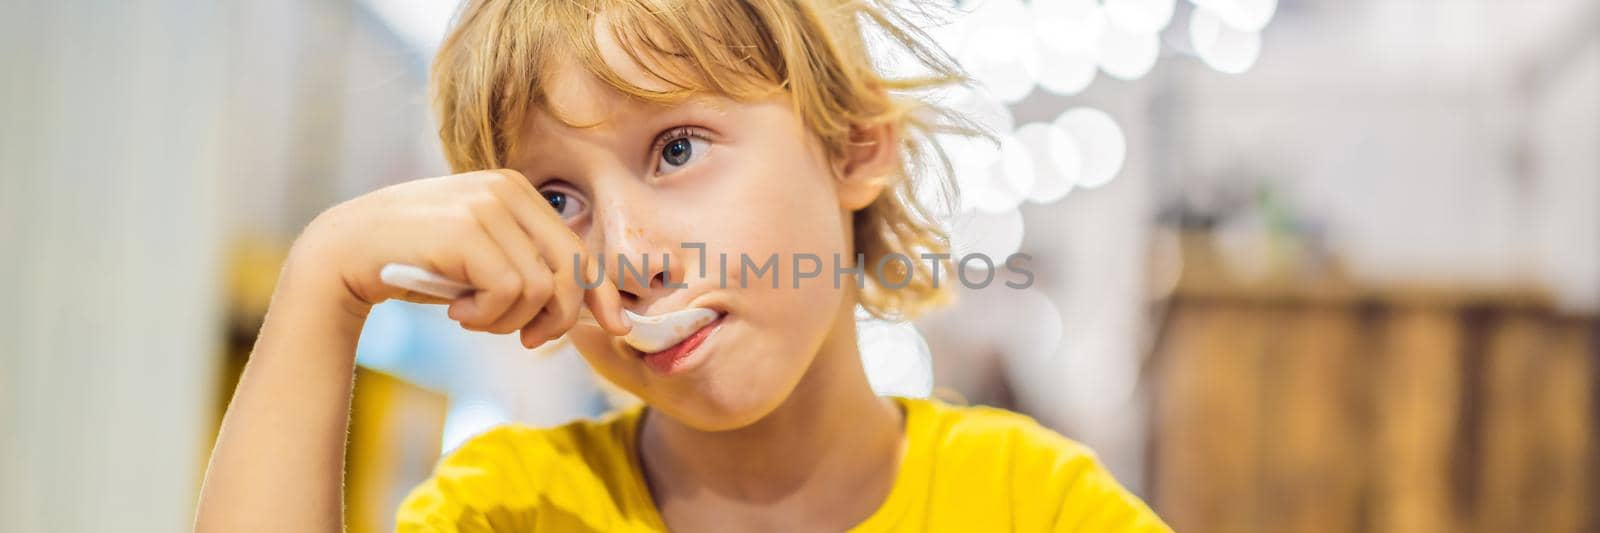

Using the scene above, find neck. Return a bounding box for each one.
[638,300,903,508]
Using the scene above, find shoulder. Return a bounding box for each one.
[909,397,1095,469]
[901,397,1172,532]
[395,407,648,532]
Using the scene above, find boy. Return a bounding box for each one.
[195,0,1172,531]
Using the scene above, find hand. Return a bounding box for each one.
[286,168,630,347]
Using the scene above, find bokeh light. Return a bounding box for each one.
[995,288,1066,364]
[1190,6,1263,74]
[1210,0,1278,32]
[960,0,1037,102]
[1104,0,1177,35]
[857,317,935,398]
[949,207,1026,264]
[978,133,1039,213]
[1053,107,1127,189]
[1015,121,1082,203]
[1030,0,1103,95]
[1096,21,1162,80]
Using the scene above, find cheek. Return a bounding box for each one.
[706,144,847,255]
[568,331,639,385]
[702,149,852,334]
[569,330,610,358]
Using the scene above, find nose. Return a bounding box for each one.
[590,195,690,310]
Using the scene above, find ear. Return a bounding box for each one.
[833,120,899,211]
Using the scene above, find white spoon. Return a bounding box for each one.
[378,263,718,352]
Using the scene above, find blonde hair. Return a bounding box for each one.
[432,0,980,319]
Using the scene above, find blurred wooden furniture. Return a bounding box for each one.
[1147,234,1598,533]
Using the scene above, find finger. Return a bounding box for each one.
[517,230,588,346]
[393,291,454,306]
[487,170,581,265]
[581,253,632,336]
[473,203,554,336]
[439,226,520,330]
[518,274,581,348]
[495,256,553,340]
[485,172,620,337]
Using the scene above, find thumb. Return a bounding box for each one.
[581,254,632,336]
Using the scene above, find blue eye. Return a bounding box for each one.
[663,138,692,166]
[543,191,567,211]
[539,183,588,221]
[655,128,711,173]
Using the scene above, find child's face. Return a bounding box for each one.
[505,37,883,430]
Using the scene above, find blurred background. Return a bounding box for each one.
[2,0,1596,532]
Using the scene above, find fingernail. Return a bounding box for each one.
[619,311,632,329]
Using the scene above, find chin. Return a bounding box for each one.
[595,360,807,432]
[643,380,792,432]
[577,305,842,435]
[578,321,816,430]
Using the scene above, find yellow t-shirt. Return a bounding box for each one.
[396,397,1172,532]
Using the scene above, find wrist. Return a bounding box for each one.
[275,235,373,332]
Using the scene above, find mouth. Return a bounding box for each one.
[638,312,726,375]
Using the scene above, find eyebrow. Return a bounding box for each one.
[680,94,731,114]
[545,92,730,132]
[515,94,732,164]
[638,94,730,120]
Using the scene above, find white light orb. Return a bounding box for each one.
[949,207,1026,265]
[937,132,1002,213]
[949,86,1015,136]
[1218,0,1277,32]
[975,133,1037,214]
[1052,107,1126,188]
[924,5,976,54]
[936,130,1001,171]
[1190,7,1263,74]
[995,289,1065,364]
[961,25,1039,102]
[1187,0,1234,10]
[1096,20,1161,80]
[1104,0,1176,35]
[1015,122,1082,203]
[858,319,935,398]
[1035,46,1099,96]
[959,0,1038,102]
[1031,3,1103,96]
[957,158,1019,214]
[1031,0,1103,51]
[966,0,1028,25]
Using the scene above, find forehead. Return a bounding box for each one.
[512,1,796,138]
[514,28,740,164]
[536,15,675,128]
[527,58,733,140]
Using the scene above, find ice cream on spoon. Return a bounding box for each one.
[378,263,719,353]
